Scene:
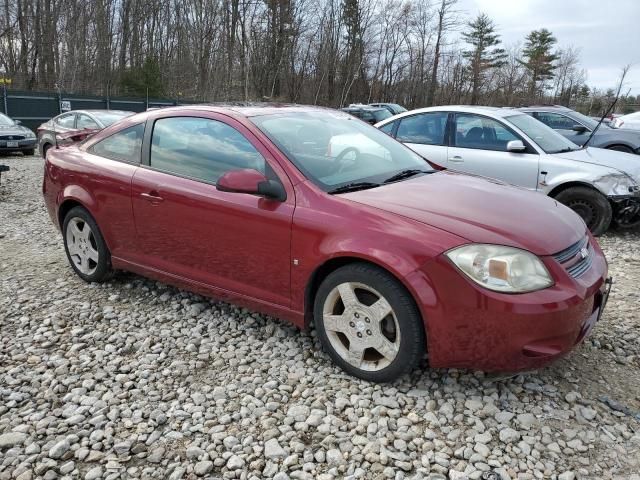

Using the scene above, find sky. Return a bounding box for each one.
[457,0,640,95]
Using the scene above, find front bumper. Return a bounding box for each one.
[406,236,609,372]
[0,139,37,151]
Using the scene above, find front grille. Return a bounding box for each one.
[553,236,592,278]
[0,135,26,140]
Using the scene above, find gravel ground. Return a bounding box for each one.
[1,155,639,480]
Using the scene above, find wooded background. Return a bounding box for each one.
[1,0,638,114]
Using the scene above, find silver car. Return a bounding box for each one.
[376,106,640,235]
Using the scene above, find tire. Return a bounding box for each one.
[554,186,612,236]
[22,148,35,156]
[606,145,634,154]
[313,262,425,382]
[62,206,114,282]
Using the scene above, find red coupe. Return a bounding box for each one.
[42,105,611,382]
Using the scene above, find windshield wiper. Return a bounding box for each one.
[328,182,381,194]
[383,169,429,184]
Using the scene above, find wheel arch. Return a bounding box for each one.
[303,255,426,335]
[57,186,99,230]
[604,143,635,153]
[547,181,605,199]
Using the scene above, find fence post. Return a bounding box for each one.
[2,84,7,115]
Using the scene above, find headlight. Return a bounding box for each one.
[24,130,36,138]
[594,172,638,196]
[445,244,554,293]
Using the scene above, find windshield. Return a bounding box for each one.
[251,111,432,192]
[569,110,604,129]
[0,113,16,126]
[506,114,579,154]
[92,111,133,126]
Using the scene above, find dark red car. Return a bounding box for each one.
[42,105,611,382]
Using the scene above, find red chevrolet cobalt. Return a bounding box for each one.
[42,105,611,382]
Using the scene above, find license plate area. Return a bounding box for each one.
[6,141,18,148]
[576,277,613,344]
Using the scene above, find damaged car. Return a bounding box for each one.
[376,106,640,235]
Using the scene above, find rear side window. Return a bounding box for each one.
[90,124,144,163]
[396,112,448,145]
[150,117,265,184]
[56,114,75,128]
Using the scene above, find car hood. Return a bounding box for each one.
[341,172,586,256]
[0,124,32,136]
[552,147,640,179]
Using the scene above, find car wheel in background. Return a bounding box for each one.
[42,143,52,158]
[554,186,612,236]
[606,145,634,154]
[314,263,425,382]
[22,149,35,156]
[62,206,114,282]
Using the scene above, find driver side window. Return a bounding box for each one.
[454,114,520,152]
[150,117,265,184]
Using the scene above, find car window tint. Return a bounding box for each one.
[379,121,396,136]
[56,114,75,128]
[77,114,100,129]
[150,117,265,183]
[535,112,576,129]
[396,113,448,145]
[90,123,144,163]
[455,114,519,151]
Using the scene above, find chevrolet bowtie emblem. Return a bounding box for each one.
[579,247,589,259]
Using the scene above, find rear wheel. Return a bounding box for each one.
[314,263,425,382]
[554,186,612,236]
[606,145,634,154]
[62,206,114,282]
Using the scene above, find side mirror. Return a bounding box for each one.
[216,168,286,202]
[14,119,22,125]
[572,124,588,133]
[506,140,526,152]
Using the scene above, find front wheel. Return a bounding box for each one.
[314,263,425,383]
[554,186,612,236]
[62,206,114,282]
[22,148,35,156]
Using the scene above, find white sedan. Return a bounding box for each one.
[376,105,640,235]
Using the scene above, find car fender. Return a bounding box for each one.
[58,184,99,223]
[539,157,629,197]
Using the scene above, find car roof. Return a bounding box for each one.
[57,109,134,116]
[141,103,340,118]
[515,105,573,113]
[341,105,387,112]
[376,105,527,123]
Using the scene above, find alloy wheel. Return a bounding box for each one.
[65,217,99,275]
[322,282,401,371]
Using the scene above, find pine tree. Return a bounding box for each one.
[520,29,559,99]
[462,13,506,105]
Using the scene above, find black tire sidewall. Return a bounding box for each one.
[313,263,425,383]
[555,187,612,236]
[62,206,113,282]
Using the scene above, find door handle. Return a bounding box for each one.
[140,191,164,204]
[448,156,464,162]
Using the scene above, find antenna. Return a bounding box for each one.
[53,115,59,149]
[582,65,630,149]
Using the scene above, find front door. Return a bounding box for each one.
[448,113,540,190]
[130,114,294,307]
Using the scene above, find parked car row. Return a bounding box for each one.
[43,103,614,382]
